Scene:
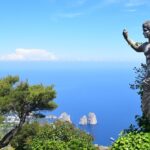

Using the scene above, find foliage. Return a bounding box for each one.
[11,121,97,150]
[0,116,4,124]
[129,63,147,97]
[28,140,68,150]
[120,115,150,135]
[10,122,40,150]
[111,64,150,149]
[111,132,150,150]
[135,115,150,132]
[0,75,57,117]
[28,139,96,150]
[0,75,57,148]
[129,64,150,132]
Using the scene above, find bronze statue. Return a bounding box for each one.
[123,21,150,77]
[123,21,150,120]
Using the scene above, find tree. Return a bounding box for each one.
[0,75,57,148]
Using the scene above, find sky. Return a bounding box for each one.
[0,0,149,64]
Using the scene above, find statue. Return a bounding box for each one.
[122,21,150,120]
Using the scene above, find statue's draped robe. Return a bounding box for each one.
[142,77,150,120]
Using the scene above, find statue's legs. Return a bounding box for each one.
[142,74,150,120]
[147,65,150,77]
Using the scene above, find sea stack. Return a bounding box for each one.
[79,115,88,125]
[88,112,97,125]
[59,112,72,123]
[45,115,57,119]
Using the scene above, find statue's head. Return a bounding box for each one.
[143,21,150,38]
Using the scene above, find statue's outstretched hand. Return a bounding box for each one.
[123,29,128,40]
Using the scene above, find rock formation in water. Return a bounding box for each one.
[79,112,97,125]
[79,115,88,125]
[59,112,72,123]
[46,115,57,119]
[88,112,97,125]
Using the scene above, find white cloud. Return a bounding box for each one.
[0,48,145,63]
[50,0,147,20]
[124,8,137,12]
[103,0,149,8]
[125,0,148,7]
[0,49,58,61]
[104,0,122,4]
[77,0,88,5]
[102,0,149,13]
[53,0,88,7]
[71,0,88,7]
[57,13,83,18]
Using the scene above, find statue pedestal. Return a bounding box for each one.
[142,77,150,120]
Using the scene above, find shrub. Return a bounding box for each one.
[28,138,96,150]
[111,132,150,150]
[28,139,68,150]
[11,121,97,150]
[10,122,40,150]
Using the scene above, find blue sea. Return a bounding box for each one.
[0,62,142,146]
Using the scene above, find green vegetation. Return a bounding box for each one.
[11,121,97,150]
[112,64,150,150]
[0,75,97,149]
[0,75,57,148]
[129,63,147,98]
[112,132,150,150]
[111,114,150,149]
[1,64,149,149]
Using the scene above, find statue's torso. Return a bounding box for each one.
[143,42,150,65]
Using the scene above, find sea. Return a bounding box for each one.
[0,61,142,146]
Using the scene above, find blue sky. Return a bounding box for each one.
[0,0,149,63]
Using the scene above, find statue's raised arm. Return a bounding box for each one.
[122,29,143,52]
[122,21,150,77]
